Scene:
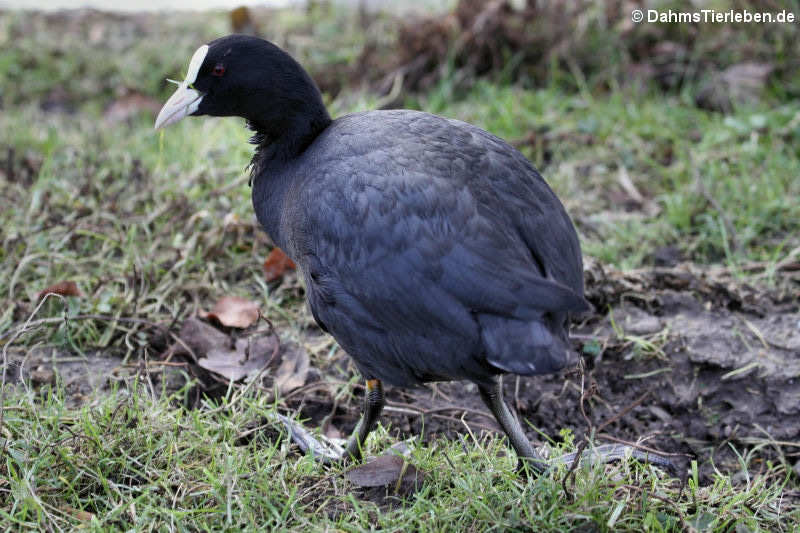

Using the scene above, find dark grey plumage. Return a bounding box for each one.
[252,110,589,387]
[156,35,674,473]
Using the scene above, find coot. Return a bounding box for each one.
[156,35,671,474]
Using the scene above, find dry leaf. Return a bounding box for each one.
[174,317,230,361]
[198,336,280,382]
[263,248,296,282]
[274,345,309,394]
[37,281,83,301]
[200,296,260,329]
[345,454,425,495]
[169,316,282,382]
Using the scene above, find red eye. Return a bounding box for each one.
[212,63,226,77]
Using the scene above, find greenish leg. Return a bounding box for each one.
[342,379,385,462]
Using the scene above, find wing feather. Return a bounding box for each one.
[285,110,587,385]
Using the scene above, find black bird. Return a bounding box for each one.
[156,35,672,474]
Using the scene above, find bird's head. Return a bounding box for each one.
[155,34,330,149]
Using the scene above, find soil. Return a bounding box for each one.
[4,261,799,484]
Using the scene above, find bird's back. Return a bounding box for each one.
[257,110,588,386]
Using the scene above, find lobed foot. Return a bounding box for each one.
[268,412,345,463]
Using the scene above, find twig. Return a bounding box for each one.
[714,245,800,276]
[562,362,676,499]
[596,391,651,433]
[597,433,691,460]
[563,362,593,498]
[281,381,340,403]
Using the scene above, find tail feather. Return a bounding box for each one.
[478,314,576,376]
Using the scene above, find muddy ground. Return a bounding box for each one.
[5,260,799,484]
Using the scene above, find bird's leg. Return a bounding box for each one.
[271,379,385,464]
[342,379,385,462]
[478,380,549,474]
[478,380,677,476]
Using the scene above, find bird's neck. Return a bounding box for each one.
[251,165,292,252]
[247,101,332,173]
[248,101,330,252]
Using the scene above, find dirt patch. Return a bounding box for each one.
[1,348,190,408]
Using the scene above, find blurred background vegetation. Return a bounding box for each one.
[2,0,799,276]
[0,1,799,529]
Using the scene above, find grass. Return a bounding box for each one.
[1,4,799,532]
[3,382,794,531]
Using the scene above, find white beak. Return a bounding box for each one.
[154,44,209,130]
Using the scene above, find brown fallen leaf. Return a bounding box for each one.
[173,317,230,362]
[200,296,260,329]
[345,454,425,496]
[273,344,309,394]
[198,335,280,382]
[263,248,296,283]
[37,281,83,302]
